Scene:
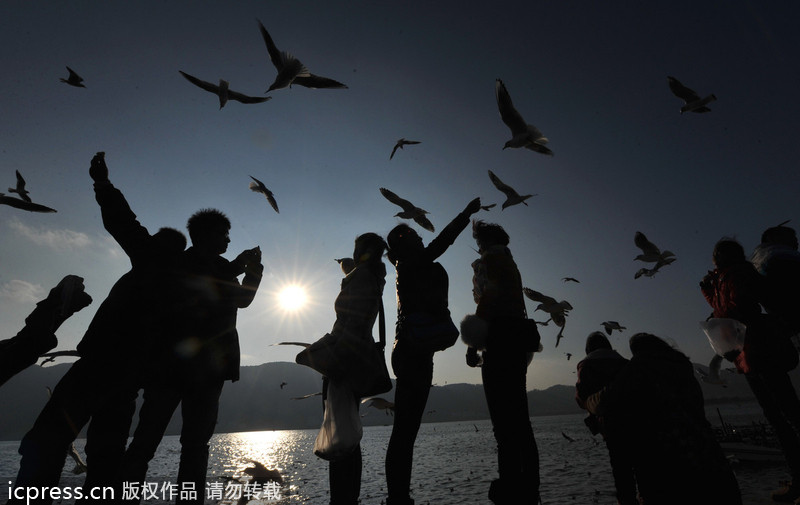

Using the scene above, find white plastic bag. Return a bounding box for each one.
[313,379,362,461]
[699,318,746,356]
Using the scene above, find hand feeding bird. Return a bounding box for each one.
[495,79,553,155]
[60,66,85,88]
[390,138,421,160]
[179,71,271,109]
[379,187,434,232]
[258,19,348,92]
[488,170,537,209]
[667,76,716,114]
[249,175,279,213]
[8,170,31,202]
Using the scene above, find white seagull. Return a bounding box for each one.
[179,71,271,109]
[258,19,348,92]
[667,76,716,114]
[379,187,434,232]
[488,170,537,209]
[249,175,279,213]
[495,79,553,156]
[8,170,31,202]
[390,138,421,160]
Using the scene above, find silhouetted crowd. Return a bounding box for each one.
[2,153,800,505]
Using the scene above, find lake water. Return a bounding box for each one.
[0,403,790,504]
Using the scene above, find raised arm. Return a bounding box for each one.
[424,197,481,261]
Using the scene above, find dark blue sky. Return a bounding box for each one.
[1,0,798,388]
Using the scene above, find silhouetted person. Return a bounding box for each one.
[0,275,92,387]
[465,220,539,505]
[11,152,187,505]
[574,332,635,505]
[384,197,481,505]
[751,224,800,338]
[320,232,387,505]
[121,208,262,505]
[702,237,800,502]
[587,333,741,505]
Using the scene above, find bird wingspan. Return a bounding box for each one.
[227,89,271,104]
[293,74,347,89]
[414,214,435,233]
[258,20,284,71]
[667,76,701,103]
[379,187,413,211]
[634,231,660,255]
[495,79,527,134]
[488,170,515,196]
[179,71,221,93]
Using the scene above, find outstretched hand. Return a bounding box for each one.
[465,197,482,216]
[90,152,108,182]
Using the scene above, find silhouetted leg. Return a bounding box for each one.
[121,385,182,502]
[747,371,800,483]
[79,385,138,505]
[385,349,433,505]
[482,349,539,505]
[176,380,224,505]
[329,443,362,505]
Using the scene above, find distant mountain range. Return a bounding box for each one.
[0,360,765,441]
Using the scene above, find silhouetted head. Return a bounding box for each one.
[761,224,798,250]
[153,227,187,257]
[712,238,745,269]
[353,232,387,266]
[472,220,509,253]
[629,332,673,355]
[585,331,612,355]
[187,208,230,255]
[386,224,424,264]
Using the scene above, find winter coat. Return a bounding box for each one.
[330,261,386,344]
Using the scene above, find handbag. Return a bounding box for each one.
[296,291,392,398]
[401,312,460,353]
[313,378,363,461]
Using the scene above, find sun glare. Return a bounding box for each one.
[278,285,307,311]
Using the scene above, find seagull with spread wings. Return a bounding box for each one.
[60,66,85,88]
[601,321,626,335]
[361,396,395,415]
[488,170,536,209]
[8,170,31,202]
[0,193,57,213]
[179,71,271,109]
[495,79,553,155]
[258,19,348,92]
[634,231,675,264]
[379,187,434,232]
[667,76,716,114]
[390,138,421,160]
[249,175,279,213]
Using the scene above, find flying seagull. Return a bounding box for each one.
[258,19,348,92]
[667,76,716,114]
[60,66,85,88]
[8,170,31,202]
[634,257,675,279]
[0,193,57,213]
[495,79,553,155]
[522,288,572,328]
[480,203,497,211]
[634,231,675,264]
[291,391,322,400]
[179,71,271,109]
[272,341,311,348]
[601,321,626,335]
[488,170,537,209]
[248,175,279,213]
[361,396,395,415]
[562,277,580,283]
[390,138,421,160]
[379,187,434,232]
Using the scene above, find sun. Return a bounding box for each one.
[278,285,308,311]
